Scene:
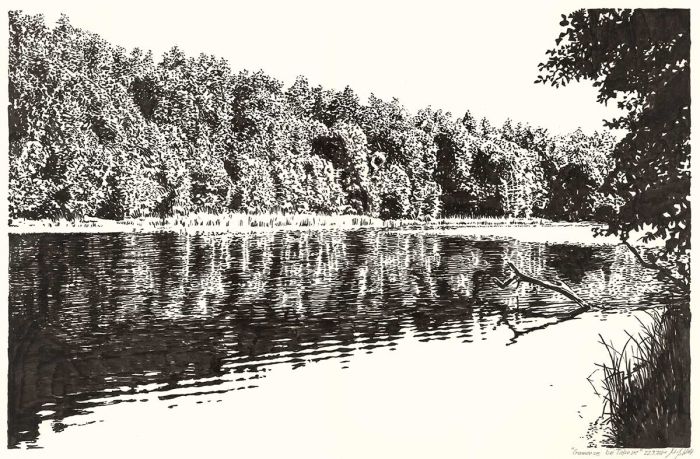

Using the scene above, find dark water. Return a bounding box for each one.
[8,229,671,448]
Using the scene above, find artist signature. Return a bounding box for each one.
[572,447,694,458]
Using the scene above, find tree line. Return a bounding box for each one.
[9,11,618,222]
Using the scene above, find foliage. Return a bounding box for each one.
[9,11,617,223]
[537,9,690,285]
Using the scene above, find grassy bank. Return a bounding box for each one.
[7,213,576,233]
[598,302,691,447]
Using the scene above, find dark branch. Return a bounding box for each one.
[622,241,689,294]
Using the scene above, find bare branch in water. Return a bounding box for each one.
[493,262,589,309]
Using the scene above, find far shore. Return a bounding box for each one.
[8,213,663,247]
[8,213,589,233]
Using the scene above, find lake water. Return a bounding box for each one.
[7,228,673,454]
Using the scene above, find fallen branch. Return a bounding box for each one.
[494,262,589,309]
[622,241,689,294]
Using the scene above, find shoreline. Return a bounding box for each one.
[8,213,664,247]
[7,214,597,239]
[7,213,593,234]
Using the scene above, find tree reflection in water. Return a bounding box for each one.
[8,230,670,447]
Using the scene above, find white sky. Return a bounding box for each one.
[5,0,665,135]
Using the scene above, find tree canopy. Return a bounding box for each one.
[9,10,617,225]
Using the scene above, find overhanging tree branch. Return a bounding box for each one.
[622,240,689,294]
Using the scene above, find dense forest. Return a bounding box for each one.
[9,11,618,222]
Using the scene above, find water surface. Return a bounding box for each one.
[8,228,671,449]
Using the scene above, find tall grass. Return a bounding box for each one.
[9,212,382,232]
[8,212,577,233]
[597,303,691,447]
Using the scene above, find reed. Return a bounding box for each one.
[9,213,571,233]
[597,303,691,447]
